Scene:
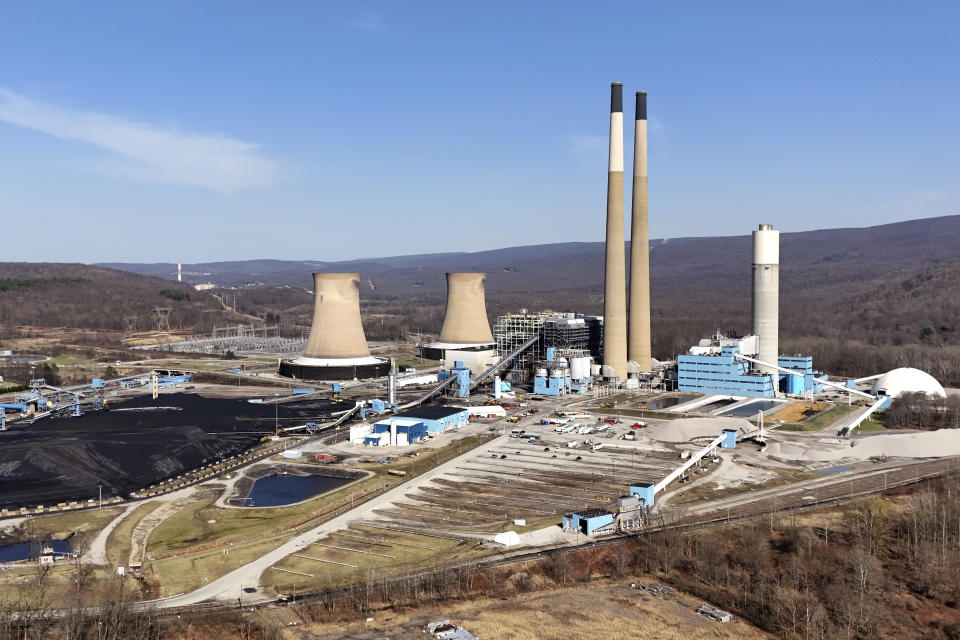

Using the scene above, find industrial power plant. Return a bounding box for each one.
[265,83,947,418]
[1,81,955,630]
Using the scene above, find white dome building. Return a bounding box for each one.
[871,367,946,399]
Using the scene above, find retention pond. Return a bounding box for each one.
[720,400,783,418]
[0,539,71,563]
[645,395,696,410]
[243,473,355,507]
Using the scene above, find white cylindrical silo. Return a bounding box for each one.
[570,357,591,380]
[752,224,780,375]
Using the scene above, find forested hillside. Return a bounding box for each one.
[5,216,960,383]
[0,263,240,333]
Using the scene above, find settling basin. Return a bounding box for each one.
[242,472,356,507]
[0,539,71,563]
[720,400,783,418]
[645,395,696,410]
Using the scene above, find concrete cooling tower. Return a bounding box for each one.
[278,273,390,381]
[422,273,496,361]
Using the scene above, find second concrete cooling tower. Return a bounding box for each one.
[752,224,780,375]
[422,273,496,367]
[278,273,390,380]
[602,81,628,380]
[438,273,495,346]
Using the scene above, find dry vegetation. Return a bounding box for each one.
[3,474,959,639]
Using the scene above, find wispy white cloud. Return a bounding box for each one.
[0,89,280,193]
[350,10,386,32]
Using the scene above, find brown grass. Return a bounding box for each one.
[291,576,772,639]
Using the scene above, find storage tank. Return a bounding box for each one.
[535,368,548,378]
[590,363,602,377]
[550,367,566,378]
[570,357,591,380]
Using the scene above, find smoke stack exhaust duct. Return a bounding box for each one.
[602,82,628,380]
[438,273,495,345]
[628,91,652,372]
[752,224,780,376]
[278,273,389,380]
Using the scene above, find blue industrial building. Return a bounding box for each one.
[562,508,614,534]
[777,356,826,394]
[678,347,776,397]
[390,406,469,434]
[628,481,655,506]
[678,346,825,398]
[365,421,428,446]
[532,348,593,396]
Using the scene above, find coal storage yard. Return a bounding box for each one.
[0,392,336,508]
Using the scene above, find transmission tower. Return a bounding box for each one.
[123,315,138,334]
[153,307,173,332]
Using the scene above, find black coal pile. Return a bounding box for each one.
[0,393,334,507]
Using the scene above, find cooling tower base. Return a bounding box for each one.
[278,356,390,381]
[421,342,496,361]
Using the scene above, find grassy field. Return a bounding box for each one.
[391,353,441,368]
[263,524,482,594]
[854,415,887,432]
[777,403,859,431]
[21,507,124,540]
[105,501,164,568]
[289,575,772,639]
[149,537,281,596]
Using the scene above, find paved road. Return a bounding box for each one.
[150,433,509,608]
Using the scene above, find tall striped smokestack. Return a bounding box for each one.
[628,91,651,372]
[603,82,628,380]
[302,273,372,359]
[752,224,780,375]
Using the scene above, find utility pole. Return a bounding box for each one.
[98,484,102,510]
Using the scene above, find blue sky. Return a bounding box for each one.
[1,1,958,263]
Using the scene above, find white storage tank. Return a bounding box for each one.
[623,378,639,389]
[590,363,602,377]
[535,367,548,378]
[570,357,591,380]
[550,367,566,378]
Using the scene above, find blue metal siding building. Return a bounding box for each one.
[777,356,826,394]
[677,347,776,397]
[562,508,614,534]
[391,406,469,434]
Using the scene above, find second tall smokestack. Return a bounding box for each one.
[603,82,628,380]
[628,91,651,372]
[752,224,780,375]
